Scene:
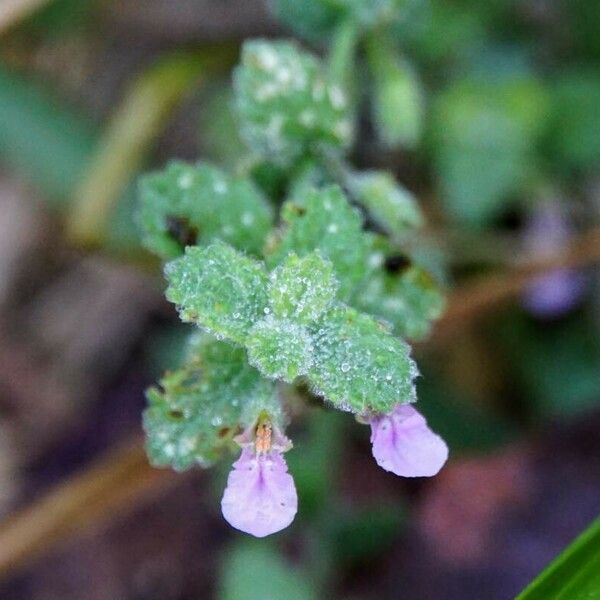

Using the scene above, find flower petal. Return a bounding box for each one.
[522,201,585,318]
[370,405,448,477]
[221,448,298,537]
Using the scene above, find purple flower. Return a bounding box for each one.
[522,201,585,318]
[221,423,297,537]
[369,404,448,477]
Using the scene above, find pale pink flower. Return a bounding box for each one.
[221,424,297,537]
[370,404,448,477]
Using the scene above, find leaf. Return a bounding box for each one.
[516,516,600,600]
[549,69,600,174]
[165,241,269,344]
[358,263,445,340]
[234,40,352,166]
[366,36,424,149]
[431,77,549,226]
[268,186,369,300]
[351,170,423,238]
[0,67,96,205]
[143,338,275,471]
[270,0,340,44]
[138,160,273,259]
[249,253,337,382]
[308,304,417,413]
[219,540,317,600]
[270,0,409,42]
[166,242,419,415]
[268,252,338,323]
[246,317,314,383]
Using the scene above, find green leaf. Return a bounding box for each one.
[143,338,275,471]
[270,0,340,44]
[234,40,352,166]
[517,516,600,600]
[431,77,549,226]
[0,67,96,206]
[138,160,273,259]
[351,170,423,238]
[247,317,314,383]
[287,158,330,203]
[219,540,317,600]
[308,304,417,413]
[268,186,369,300]
[165,242,419,415]
[549,69,600,174]
[358,262,445,340]
[268,252,338,323]
[165,242,269,344]
[366,36,424,149]
[270,0,409,42]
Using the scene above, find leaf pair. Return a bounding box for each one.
[269,185,444,340]
[165,242,416,414]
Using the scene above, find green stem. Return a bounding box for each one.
[363,28,392,79]
[327,18,360,94]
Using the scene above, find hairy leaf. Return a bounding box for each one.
[352,171,423,238]
[268,252,338,323]
[308,304,417,413]
[268,186,369,300]
[358,265,445,340]
[143,339,275,471]
[234,40,352,166]
[138,161,273,259]
[247,317,314,382]
[165,242,269,343]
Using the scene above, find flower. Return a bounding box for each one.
[221,420,297,537]
[369,404,448,477]
[522,201,585,318]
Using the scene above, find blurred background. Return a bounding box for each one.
[0,0,599,598]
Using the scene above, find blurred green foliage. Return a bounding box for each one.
[219,540,317,600]
[0,67,96,205]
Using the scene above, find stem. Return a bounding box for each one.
[0,0,51,33]
[0,439,179,577]
[430,226,600,345]
[327,18,360,90]
[363,28,392,80]
[66,45,237,249]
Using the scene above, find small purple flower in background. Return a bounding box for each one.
[522,201,585,318]
[221,419,297,537]
[369,404,448,477]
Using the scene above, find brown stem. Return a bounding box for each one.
[431,226,600,344]
[0,439,178,577]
